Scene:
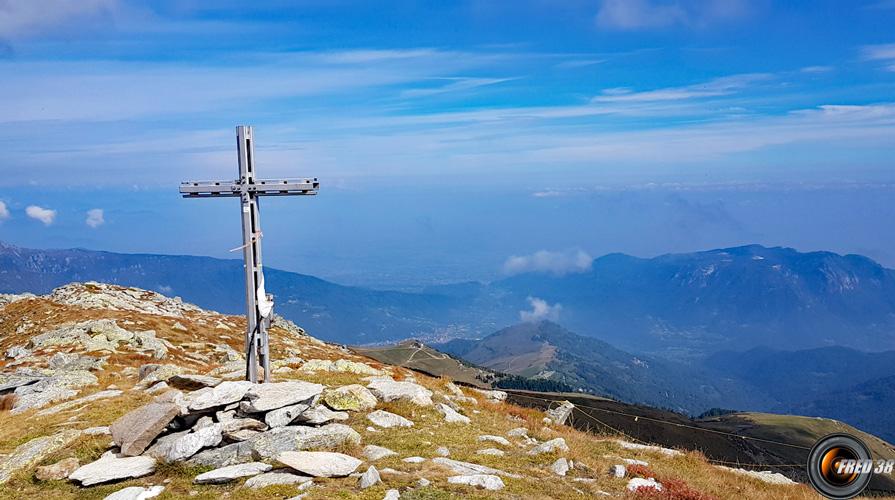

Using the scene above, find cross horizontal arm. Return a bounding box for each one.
[180,178,319,198]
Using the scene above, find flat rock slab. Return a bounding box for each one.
[362,445,397,461]
[367,378,433,406]
[167,374,222,391]
[186,441,253,468]
[104,485,164,500]
[241,381,324,413]
[35,457,80,481]
[187,381,254,411]
[435,403,470,424]
[277,451,362,477]
[0,430,81,484]
[448,474,505,491]
[627,477,663,492]
[367,410,413,428]
[323,384,377,412]
[265,401,314,428]
[38,389,123,417]
[111,402,181,456]
[145,424,222,463]
[69,452,156,486]
[432,457,521,479]
[249,424,361,460]
[529,438,569,455]
[244,471,313,489]
[294,405,348,425]
[193,462,272,484]
[478,435,511,447]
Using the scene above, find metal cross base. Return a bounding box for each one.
[180,125,319,383]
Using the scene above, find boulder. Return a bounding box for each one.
[104,485,164,500]
[323,384,377,412]
[69,452,156,486]
[384,489,400,500]
[367,378,433,406]
[546,401,575,426]
[447,474,505,491]
[35,457,80,481]
[363,445,397,461]
[294,405,348,425]
[265,401,314,428]
[0,430,81,484]
[186,442,253,468]
[249,424,362,459]
[240,381,324,413]
[366,410,414,428]
[187,381,254,411]
[277,451,362,477]
[551,457,570,476]
[528,438,569,455]
[167,374,222,391]
[193,462,272,484]
[610,464,626,478]
[244,471,313,489]
[435,446,450,457]
[358,465,381,489]
[145,424,222,462]
[435,403,470,424]
[111,402,180,456]
[507,427,528,438]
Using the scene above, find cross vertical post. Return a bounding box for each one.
[179,125,319,383]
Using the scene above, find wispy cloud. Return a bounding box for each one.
[0,201,9,221]
[520,297,562,322]
[862,43,895,71]
[596,0,752,31]
[85,208,104,228]
[25,205,56,225]
[591,73,772,103]
[401,77,516,98]
[0,0,117,40]
[504,249,593,276]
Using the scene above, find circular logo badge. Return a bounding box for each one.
[807,433,873,499]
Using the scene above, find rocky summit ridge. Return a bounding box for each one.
[0,282,810,499]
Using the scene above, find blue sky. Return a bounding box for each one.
[1,1,895,286]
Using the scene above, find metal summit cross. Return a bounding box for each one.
[179,125,319,383]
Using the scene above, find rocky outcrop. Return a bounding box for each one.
[546,401,575,425]
[48,282,201,318]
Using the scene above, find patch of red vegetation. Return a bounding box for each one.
[628,464,718,500]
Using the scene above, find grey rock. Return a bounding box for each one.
[187,381,253,411]
[35,457,80,481]
[193,462,272,484]
[145,423,222,462]
[529,438,569,455]
[627,477,663,492]
[241,381,324,413]
[551,457,570,476]
[507,427,528,438]
[367,409,414,428]
[167,374,222,391]
[447,474,505,491]
[435,446,450,457]
[476,448,504,457]
[367,378,433,406]
[435,403,470,424]
[323,384,377,412]
[403,456,426,463]
[111,402,180,456]
[384,489,400,500]
[83,426,111,435]
[244,471,313,489]
[301,359,382,375]
[610,464,626,478]
[11,386,78,414]
[0,430,81,484]
[472,389,507,402]
[264,401,314,428]
[186,441,253,468]
[249,424,361,459]
[294,405,348,425]
[416,477,431,487]
[358,465,381,489]
[103,485,164,500]
[545,401,575,426]
[277,451,362,477]
[37,389,122,416]
[363,445,397,461]
[69,452,156,486]
[0,374,40,393]
[478,435,511,447]
[432,457,520,479]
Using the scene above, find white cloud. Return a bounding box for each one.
[85,208,104,228]
[503,249,593,276]
[0,201,9,220]
[520,297,562,323]
[596,0,751,30]
[862,43,895,71]
[0,0,117,39]
[25,205,56,225]
[591,73,771,103]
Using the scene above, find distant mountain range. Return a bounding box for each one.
[3,241,895,356]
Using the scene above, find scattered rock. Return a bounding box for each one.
[358,465,381,489]
[145,423,222,462]
[277,451,362,477]
[48,282,201,318]
[111,402,180,456]
[432,457,520,479]
[294,405,348,425]
[186,442,253,468]
[363,445,397,461]
[37,389,122,416]
[0,430,81,484]
[447,474,505,491]
[546,401,575,426]
[615,440,682,457]
[249,424,361,459]
[241,381,324,413]
[167,374,222,391]
[416,477,431,487]
[403,456,426,464]
[84,426,111,436]
[717,466,797,485]
[265,401,315,428]
[551,457,570,476]
[478,435,511,447]
[435,403,470,424]
[472,389,507,402]
[627,477,663,492]
[435,446,450,457]
[69,452,156,486]
[383,489,400,500]
[104,485,164,500]
[529,438,569,455]
[367,378,433,406]
[193,462,272,484]
[323,385,377,412]
[301,359,382,376]
[477,448,504,456]
[187,381,254,411]
[244,471,313,489]
[367,410,414,428]
[507,427,528,438]
[610,464,626,478]
[35,457,80,481]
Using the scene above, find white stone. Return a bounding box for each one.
[610,464,626,478]
[244,471,313,489]
[358,465,381,489]
[432,457,520,479]
[241,381,324,413]
[363,445,397,461]
[529,438,569,455]
[69,452,156,486]
[383,489,400,500]
[447,474,505,491]
[478,435,511,447]
[717,466,797,485]
[434,446,450,457]
[145,424,222,463]
[187,381,254,411]
[367,378,433,406]
[615,440,682,457]
[551,458,570,476]
[193,462,272,484]
[507,427,528,438]
[476,448,504,456]
[104,485,164,500]
[367,410,414,428]
[402,456,426,463]
[277,451,362,478]
[435,403,470,424]
[627,477,663,492]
